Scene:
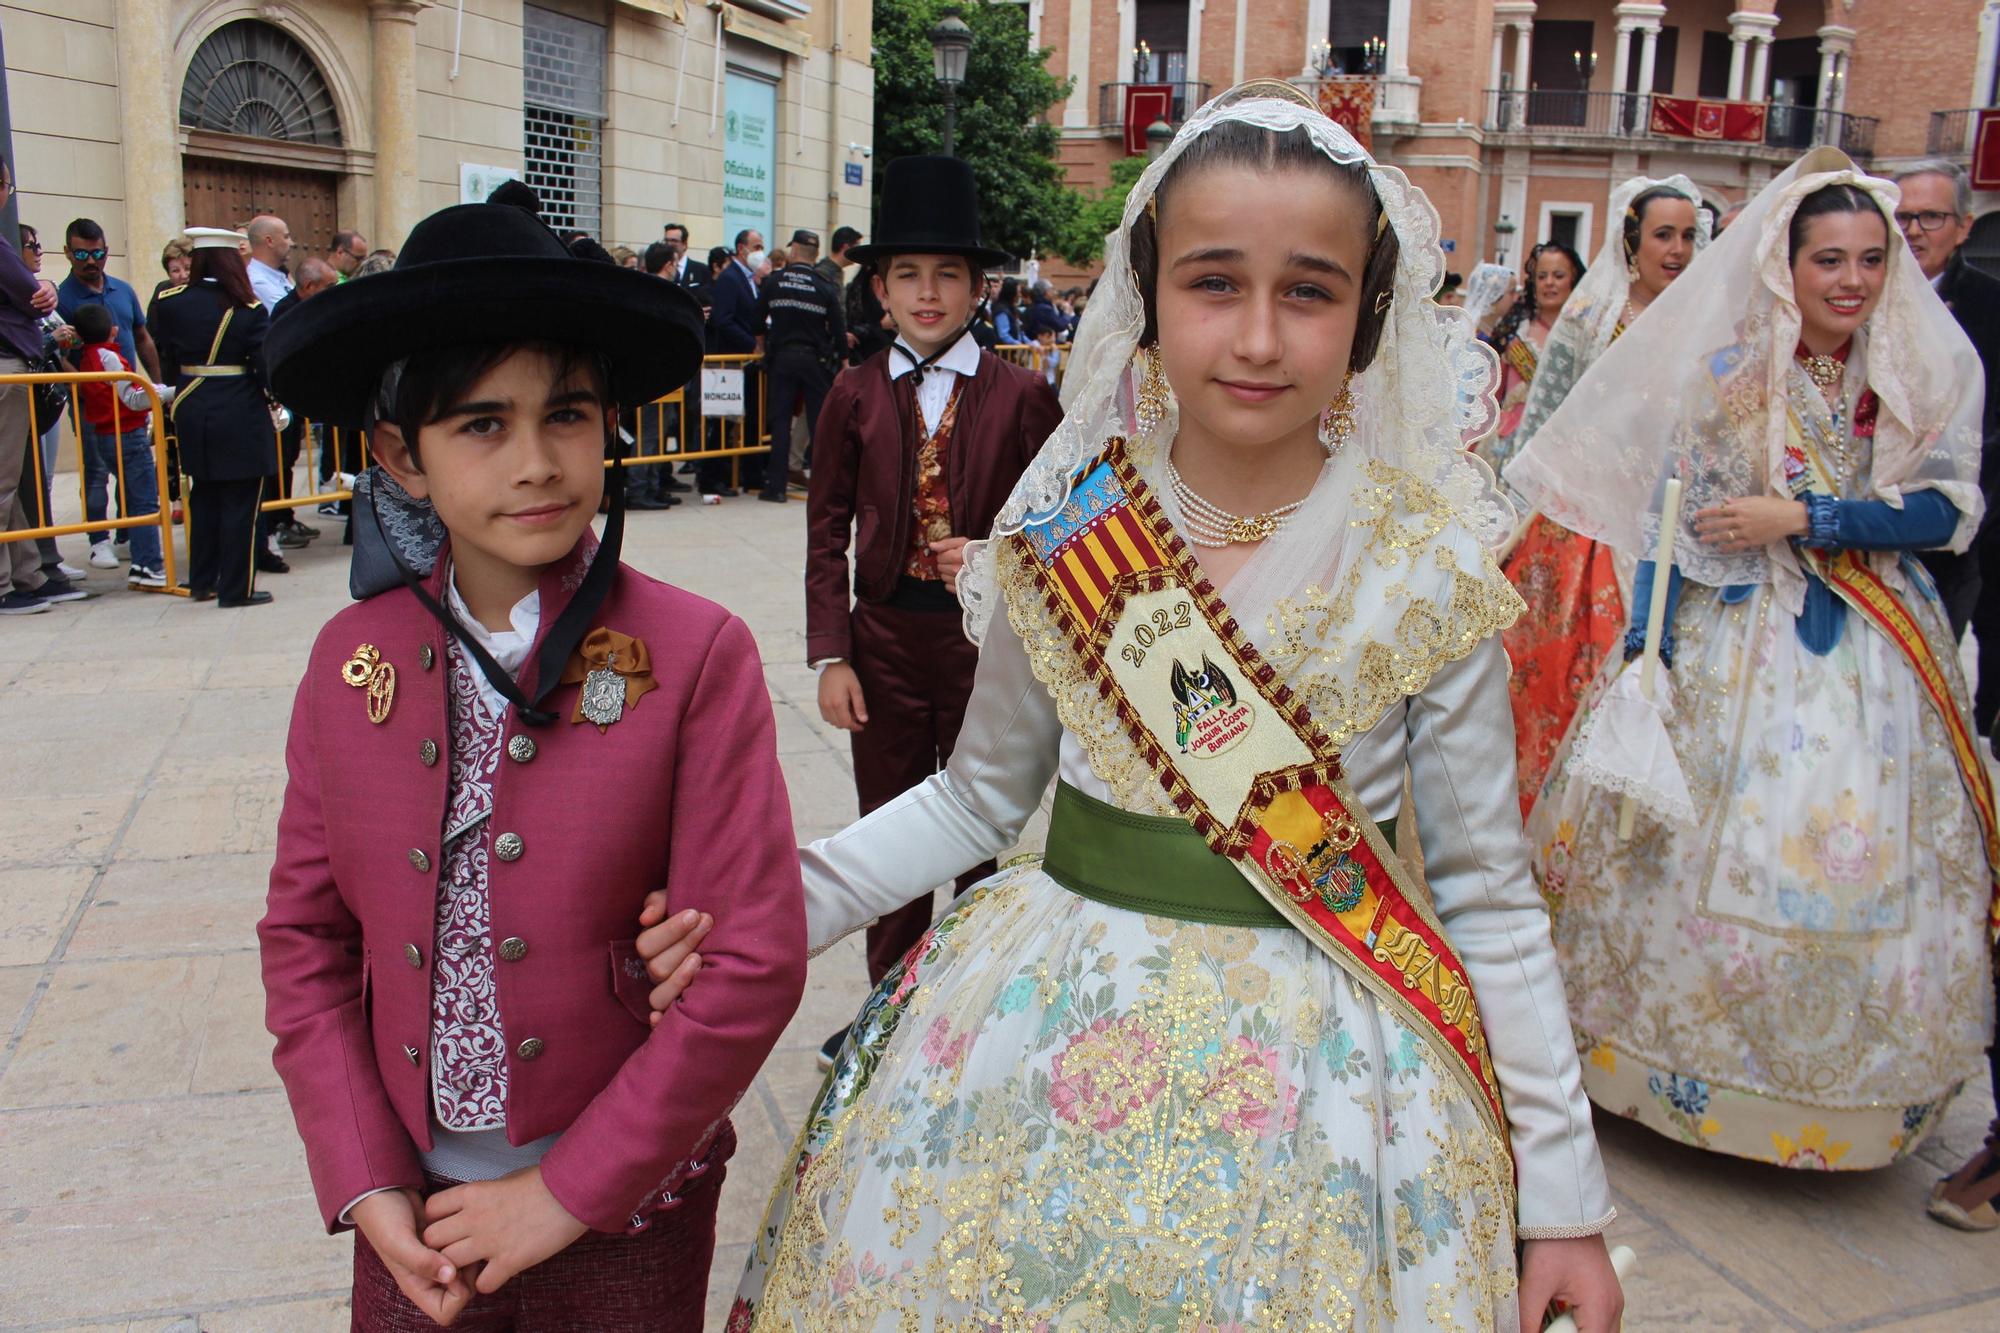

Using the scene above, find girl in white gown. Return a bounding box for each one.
[671,83,1625,1332]
[1508,148,1995,1172]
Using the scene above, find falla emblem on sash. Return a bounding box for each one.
[1169,653,1255,757]
[340,643,396,725]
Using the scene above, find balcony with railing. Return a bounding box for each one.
[1292,73,1423,126]
[1928,108,1989,159]
[1482,89,1878,160]
[1098,81,1211,133]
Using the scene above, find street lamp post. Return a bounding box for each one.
[931,8,973,158]
[1146,118,1174,162]
[1493,213,1518,268]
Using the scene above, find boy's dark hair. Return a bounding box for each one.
[643,241,675,275]
[663,221,689,243]
[830,225,862,253]
[370,341,611,470]
[73,303,115,343]
[1129,123,1399,373]
[67,217,107,245]
[488,179,542,217]
[1789,182,1890,259]
[707,245,731,270]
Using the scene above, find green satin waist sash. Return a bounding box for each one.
[1041,780,1396,927]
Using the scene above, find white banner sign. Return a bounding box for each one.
[460,162,522,206]
[701,367,746,417]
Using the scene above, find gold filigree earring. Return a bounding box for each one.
[1134,344,1172,437]
[1319,372,1357,454]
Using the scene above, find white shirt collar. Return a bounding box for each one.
[445,568,542,714]
[891,329,981,382]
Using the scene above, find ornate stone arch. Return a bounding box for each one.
[174,1,371,155]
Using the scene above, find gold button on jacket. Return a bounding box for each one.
[404,942,423,968]
[418,644,435,670]
[516,1037,545,1061]
[498,936,528,962]
[495,832,524,861]
[407,847,431,873]
[506,734,537,763]
[418,738,439,767]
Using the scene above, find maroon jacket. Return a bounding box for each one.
[260,541,806,1233]
[805,347,1063,662]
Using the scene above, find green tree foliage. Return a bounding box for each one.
[1058,154,1148,265]
[872,0,1083,264]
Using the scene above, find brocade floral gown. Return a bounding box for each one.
[1527,348,1994,1170]
[728,449,1614,1333]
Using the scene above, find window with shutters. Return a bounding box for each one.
[523,6,606,237]
[1326,0,1392,75]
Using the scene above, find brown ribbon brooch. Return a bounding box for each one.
[559,627,658,731]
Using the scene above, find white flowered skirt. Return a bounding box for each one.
[728,863,1519,1333]
[1529,578,1993,1169]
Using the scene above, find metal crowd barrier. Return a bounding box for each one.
[1,369,183,595]
[995,342,1073,389]
[237,352,775,518]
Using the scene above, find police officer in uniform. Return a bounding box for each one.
[755,229,845,503]
[150,228,276,606]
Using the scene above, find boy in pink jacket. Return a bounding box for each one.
[258,202,805,1329]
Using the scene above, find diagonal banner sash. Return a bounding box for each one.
[1785,404,2000,941]
[1008,441,1506,1137]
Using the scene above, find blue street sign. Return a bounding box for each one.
[1441,239,1457,252]
[845,162,864,186]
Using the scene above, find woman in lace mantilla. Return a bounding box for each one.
[1510,149,1992,1174]
[700,84,1623,1333]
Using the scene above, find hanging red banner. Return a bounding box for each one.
[1123,85,1173,155]
[1315,77,1376,153]
[1648,96,1768,143]
[1973,110,2000,192]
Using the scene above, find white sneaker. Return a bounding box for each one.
[88,542,118,569]
[127,565,166,589]
[56,560,87,579]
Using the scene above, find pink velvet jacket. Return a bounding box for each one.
[259,544,807,1233]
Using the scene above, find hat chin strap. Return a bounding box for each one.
[365,419,627,726]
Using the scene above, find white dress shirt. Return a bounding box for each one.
[891,329,982,434]
[246,257,293,309]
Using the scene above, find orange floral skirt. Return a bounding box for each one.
[1501,515,1625,819]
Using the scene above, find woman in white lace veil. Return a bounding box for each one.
[1483,175,1708,819]
[1514,147,1992,1177]
[714,82,1623,1333]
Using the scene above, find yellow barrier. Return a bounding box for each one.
[1,369,183,595]
[995,342,1073,389]
[233,353,776,518]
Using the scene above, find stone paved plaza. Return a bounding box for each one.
[1,485,1998,1331]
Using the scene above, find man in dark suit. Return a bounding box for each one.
[661,221,711,295]
[1902,159,2000,1235]
[704,228,766,497]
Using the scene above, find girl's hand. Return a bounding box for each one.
[632,902,712,1023]
[1520,1235,1624,1333]
[1692,497,1807,554]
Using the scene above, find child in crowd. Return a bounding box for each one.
[68,301,168,586]
[258,201,804,1330]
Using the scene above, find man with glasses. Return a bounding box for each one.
[1898,160,2000,1238]
[1892,162,2000,650]
[0,158,89,613]
[57,219,163,571]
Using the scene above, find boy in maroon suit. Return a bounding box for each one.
[804,156,1062,1064]
[259,203,805,1329]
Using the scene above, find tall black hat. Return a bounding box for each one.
[265,203,705,429]
[846,156,1012,270]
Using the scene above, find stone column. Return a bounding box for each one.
[1185,0,1204,87]
[1489,26,1506,95]
[1749,36,1772,102]
[1064,0,1092,126]
[1302,0,1330,78]
[1636,25,1660,99]
[1388,0,1413,77]
[1610,22,1633,98]
[115,0,183,272]
[1513,21,1534,92]
[370,1,425,250]
[1727,33,1748,101]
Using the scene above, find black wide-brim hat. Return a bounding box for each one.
[846,155,1013,270]
[266,203,706,428]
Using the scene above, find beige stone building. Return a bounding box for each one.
[1035,0,1999,281]
[3,0,875,285]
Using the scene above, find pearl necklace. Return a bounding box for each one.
[1167,460,1307,549]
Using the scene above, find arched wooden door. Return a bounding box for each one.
[182,155,339,254]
